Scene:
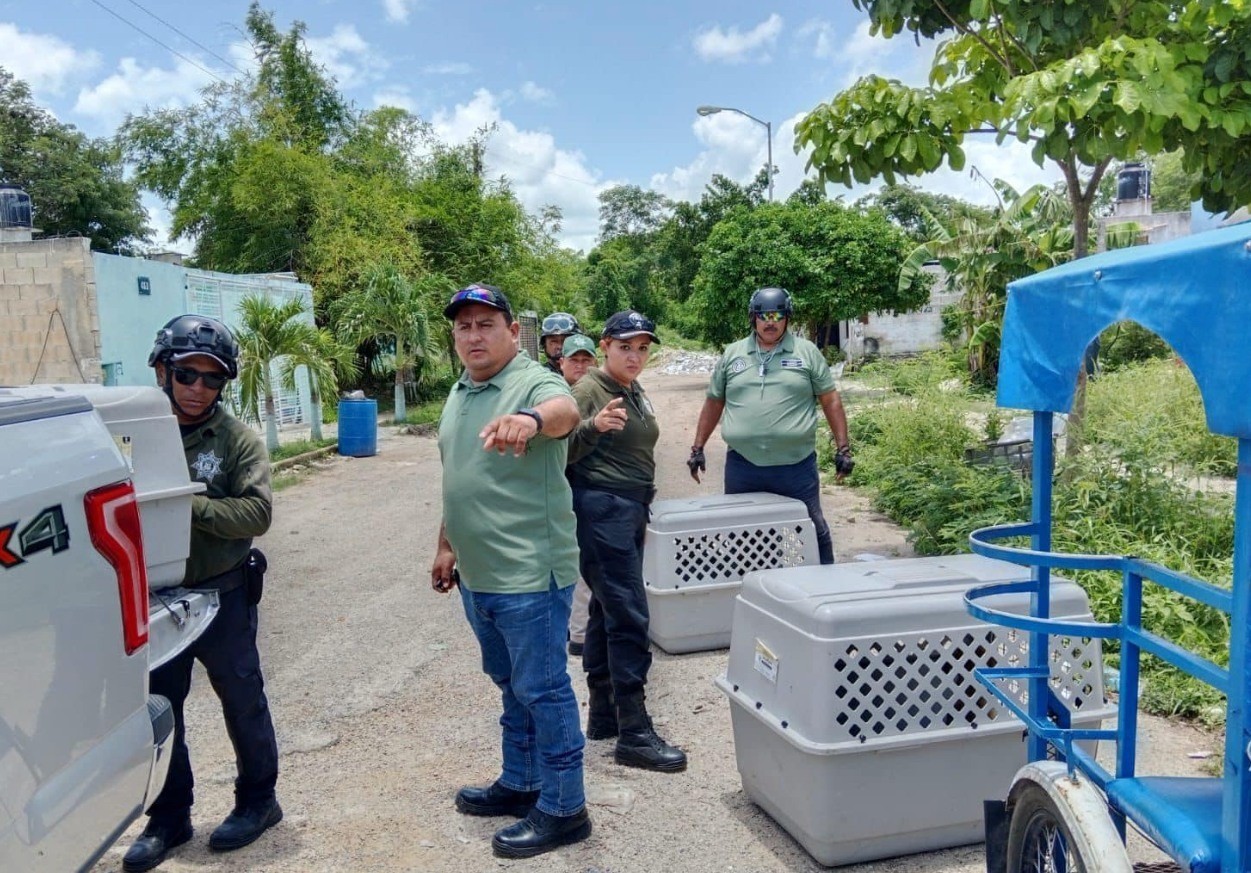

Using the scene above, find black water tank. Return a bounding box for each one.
[0,184,33,228]
[1116,162,1150,201]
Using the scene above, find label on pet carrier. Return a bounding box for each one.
[753,639,778,683]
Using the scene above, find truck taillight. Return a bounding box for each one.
[85,482,149,655]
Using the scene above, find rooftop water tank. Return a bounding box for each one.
[1116,162,1151,202]
[0,184,33,228]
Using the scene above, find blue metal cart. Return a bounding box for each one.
[965,221,1251,873]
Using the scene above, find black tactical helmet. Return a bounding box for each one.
[748,287,794,319]
[147,314,240,379]
[540,312,582,340]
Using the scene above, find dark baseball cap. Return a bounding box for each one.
[602,310,660,343]
[444,283,513,319]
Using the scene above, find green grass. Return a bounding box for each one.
[270,437,338,462]
[389,399,444,426]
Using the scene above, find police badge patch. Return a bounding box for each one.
[730,358,749,374]
[191,449,224,483]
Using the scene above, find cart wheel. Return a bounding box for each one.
[1007,782,1091,873]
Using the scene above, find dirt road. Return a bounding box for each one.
[93,372,1214,873]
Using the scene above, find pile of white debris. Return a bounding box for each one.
[656,350,720,375]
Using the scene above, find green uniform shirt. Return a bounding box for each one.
[438,352,580,594]
[567,368,659,490]
[182,404,273,588]
[708,331,837,467]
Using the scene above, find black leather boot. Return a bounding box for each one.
[492,807,592,858]
[585,676,618,740]
[614,691,687,772]
[122,818,193,872]
[455,780,539,817]
[208,798,283,851]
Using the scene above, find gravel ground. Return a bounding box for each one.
[92,372,1217,873]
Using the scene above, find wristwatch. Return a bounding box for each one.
[515,407,544,433]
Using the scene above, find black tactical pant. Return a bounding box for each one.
[572,488,652,697]
[147,583,278,823]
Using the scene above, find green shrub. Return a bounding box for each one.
[841,381,1236,721]
[1099,320,1173,371]
[1086,359,1236,477]
[856,351,967,396]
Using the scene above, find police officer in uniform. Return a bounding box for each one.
[688,288,853,565]
[124,315,280,872]
[539,311,582,375]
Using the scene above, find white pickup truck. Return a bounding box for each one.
[0,384,218,872]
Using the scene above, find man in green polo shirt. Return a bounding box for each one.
[429,283,591,860]
[688,287,853,564]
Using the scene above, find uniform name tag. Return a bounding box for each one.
[779,357,805,369]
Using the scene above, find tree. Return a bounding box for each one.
[331,264,448,424]
[794,0,1251,258]
[1148,149,1203,213]
[0,69,149,252]
[898,181,1073,385]
[855,184,990,242]
[233,293,353,451]
[689,200,919,347]
[597,185,673,241]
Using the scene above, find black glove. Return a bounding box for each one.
[687,445,707,480]
[834,445,855,477]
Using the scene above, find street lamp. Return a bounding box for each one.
[697,104,774,202]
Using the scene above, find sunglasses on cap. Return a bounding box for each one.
[170,364,229,391]
[756,311,787,323]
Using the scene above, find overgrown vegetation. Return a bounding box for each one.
[270,437,337,462]
[833,356,1236,722]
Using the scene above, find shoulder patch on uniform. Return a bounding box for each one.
[191,449,224,483]
[729,357,749,374]
[780,357,805,369]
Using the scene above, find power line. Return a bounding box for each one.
[121,0,246,77]
[86,0,227,84]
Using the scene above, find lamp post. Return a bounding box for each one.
[697,105,774,202]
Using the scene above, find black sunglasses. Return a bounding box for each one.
[170,364,228,391]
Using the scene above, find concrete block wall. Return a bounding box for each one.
[0,238,101,385]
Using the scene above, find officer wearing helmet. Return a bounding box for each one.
[539,312,582,375]
[688,288,851,565]
[124,315,280,872]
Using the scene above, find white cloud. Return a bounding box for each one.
[373,87,418,113]
[382,0,418,24]
[693,13,783,64]
[73,57,216,130]
[519,81,554,105]
[422,62,473,76]
[798,18,837,60]
[431,89,608,252]
[0,24,99,94]
[306,24,386,89]
[653,110,1063,212]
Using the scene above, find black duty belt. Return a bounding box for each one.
[188,563,246,592]
[568,473,656,506]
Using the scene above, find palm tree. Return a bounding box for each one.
[234,293,353,452]
[898,181,1073,387]
[331,263,447,423]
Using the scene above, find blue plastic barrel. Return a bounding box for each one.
[337,398,378,457]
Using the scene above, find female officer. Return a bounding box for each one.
[566,310,686,773]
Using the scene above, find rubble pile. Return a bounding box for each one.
[657,350,720,375]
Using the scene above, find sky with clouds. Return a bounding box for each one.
[3,0,1066,253]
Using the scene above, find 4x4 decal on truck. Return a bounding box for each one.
[0,505,70,569]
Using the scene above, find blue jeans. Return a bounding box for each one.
[572,488,652,696]
[459,579,585,816]
[725,449,835,564]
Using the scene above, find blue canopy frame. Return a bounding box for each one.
[997,220,1251,438]
[965,221,1251,870]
